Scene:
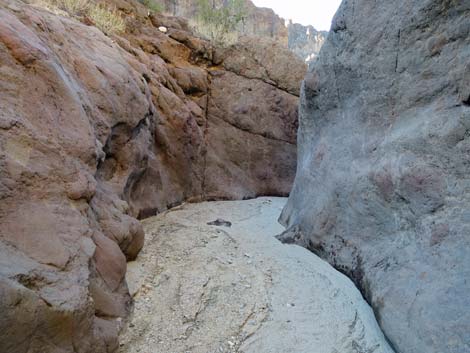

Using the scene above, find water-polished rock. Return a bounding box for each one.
[120,198,394,353]
[280,1,470,353]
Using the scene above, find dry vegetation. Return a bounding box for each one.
[141,0,163,13]
[55,0,89,15]
[87,3,125,34]
[192,0,246,46]
[34,0,126,35]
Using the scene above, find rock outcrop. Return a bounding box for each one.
[280,1,470,353]
[0,0,304,351]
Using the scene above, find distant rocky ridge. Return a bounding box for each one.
[288,21,327,64]
[0,0,305,351]
[156,0,327,63]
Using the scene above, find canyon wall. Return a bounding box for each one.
[158,0,288,44]
[157,0,327,63]
[0,0,305,351]
[280,1,470,353]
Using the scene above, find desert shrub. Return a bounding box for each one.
[195,0,246,45]
[88,4,125,35]
[141,0,163,13]
[55,0,89,15]
[37,0,125,36]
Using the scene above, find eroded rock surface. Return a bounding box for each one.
[280,1,470,353]
[0,0,304,351]
[119,198,393,353]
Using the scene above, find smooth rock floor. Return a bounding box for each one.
[119,198,393,353]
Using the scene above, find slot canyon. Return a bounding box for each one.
[0,0,468,353]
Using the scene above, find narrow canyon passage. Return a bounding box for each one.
[1,0,468,352]
[119,198,393,353]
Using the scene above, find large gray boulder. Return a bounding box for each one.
[280,1,470,353]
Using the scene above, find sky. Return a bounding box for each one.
[251,0,342,31]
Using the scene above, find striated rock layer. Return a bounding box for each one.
[280,1,470,353]
[0,0,304,351]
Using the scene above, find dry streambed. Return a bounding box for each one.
[119,198,393,353]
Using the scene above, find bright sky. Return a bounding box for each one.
[251,0,342,31]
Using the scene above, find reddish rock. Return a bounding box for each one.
[0,0,305,351]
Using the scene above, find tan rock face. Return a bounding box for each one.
[156,0,328,63]
[158,0,288,44]
[0,0,305,352]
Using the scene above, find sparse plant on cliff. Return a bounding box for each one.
[140,0,163,13]
[88,4,126,35]
[195,0,246,45]
[55,0,89,15]
[39,0,125,36]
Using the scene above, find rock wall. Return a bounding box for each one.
[280,1,470,353]
[0,0,305,351]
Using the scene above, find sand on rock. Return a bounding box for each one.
[119,198,393,353]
